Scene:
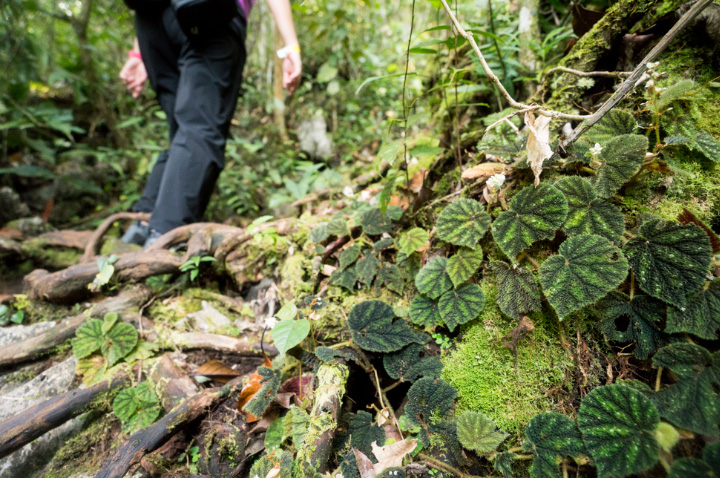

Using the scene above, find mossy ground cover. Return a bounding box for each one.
[441,280,572,436]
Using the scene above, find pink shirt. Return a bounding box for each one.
[238,0,256,19]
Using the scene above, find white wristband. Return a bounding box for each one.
[277,44,301,59]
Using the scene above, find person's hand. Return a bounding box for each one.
[283,50,302,94]
[119,56,148,99]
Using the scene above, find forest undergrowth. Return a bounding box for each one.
[1,1,720,478]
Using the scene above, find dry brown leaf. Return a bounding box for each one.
[525,111,552,187]
[370,438,418,473]
[461,162,505,180]
[237,355,273,422]
[388,194,410,210]
[266,466,281,478]
[353,449,376,478]
[407,168,428,194]
[194,360,242,384]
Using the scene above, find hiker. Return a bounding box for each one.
[119,0,301,247]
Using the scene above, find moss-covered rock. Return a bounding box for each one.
[441,280,572,436]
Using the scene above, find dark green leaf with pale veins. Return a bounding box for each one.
[415,256,453,299]
[339,244,361,271]
[490,261,541,319]
[102,322,139,366]
[624,218,712,308]
[555,176,624,243]
[578,385,660,478]
[592,134,648,198]
[405,377,457,429]
[397,228,429,256]
[72,319,104,359]
[597,292,665,360]
[539,234,628,320]
[409,295,442,329]
[524,413,585,478]
[383,343,443,382]
[436,199,491,249]
[447,247,484,287]
[438,283,485,332]
[666,279,720,339]
[584,110,637,145]
[348,300,427,353]
[347,410,386,456]
[492,183,568,261]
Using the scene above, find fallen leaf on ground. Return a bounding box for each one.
[461,162,505,180]
[371,438,418,472]
[525,111,552,186]
[237,355,273,422]
[193,360,241,384]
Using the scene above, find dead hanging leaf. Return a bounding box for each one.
[525,111,553,187]
[371,439,418,472]
[406,168,428,194]
[352,449,377,478]
[461,162,505,180]
[193,360,242,384]
[237,355,273,422]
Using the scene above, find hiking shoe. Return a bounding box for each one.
[121,221,149,246]
[143,228,163,249]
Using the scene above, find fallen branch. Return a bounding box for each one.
[171,332,277,357]
[82,212,150,262]
[0,375,130,459]
[0,285,151,369]
[545,66,632,79]
[149,354,200,412]
[295,363,349,478]
[95,376,245,478]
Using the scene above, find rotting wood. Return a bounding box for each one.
[172,332,278,357]
[82,212,150,262]
[295,362,349,478]
[149,355,200,412]
[0,285,151,369]
[94,376,245,478]
[0,375,130,459]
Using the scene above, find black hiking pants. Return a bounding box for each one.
[132,6,246,234]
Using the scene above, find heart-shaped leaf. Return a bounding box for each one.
[438,283,485,332]
[524,413,585,478]
[652,343,720,437]
[578,385,660,478]
[359,208,393,235]
[327,215,350,237]
[348,300,427,352]
[405,377,457,429]
[113,387,140,423]
[447,248,484,287]
[127,403,161,432]
[666,120,720,163]
[624,218,712,307]
[272,319,311,355]
[457,411,508,453]
[584,110,637,145]
[409,295,442,329]
[555,176,624,242]
[597,292,665,359]
[539,234,628,320]
[666,279,720,339]
[383,343,443,383]
[436,199,491,249]
[331,265,359,291]
[72,319,104,359]
[668,442,720,478]
[347,410,386,456]
[492,183,568,261]
[397,228,429,256]
[592,134,648,198]
[489,261,541,319]
[356,254,380,286]
[102,322,138,366]
[415,256,453,300]
[339,244,361,271]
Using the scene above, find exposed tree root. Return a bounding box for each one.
[82,212,150,262]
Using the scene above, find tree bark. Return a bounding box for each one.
[0,375,129,459]
[171,332,277,357]
[0,285,151,369]
[295,363,349,478]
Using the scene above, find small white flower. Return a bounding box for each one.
[288,245,295,256]
[265,316,278,329]
[359,189,372,202]
[646,79,655,89]
[590,143,603,157]
[654,87,666,94]
[646,61,660,70]
[486,173,506,191]
[377,87,387,96]
[343,186,354,198]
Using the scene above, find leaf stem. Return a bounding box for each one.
[418,453,483,478]
[655,366,663,392]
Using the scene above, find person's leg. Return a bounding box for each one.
[147,15,246,235]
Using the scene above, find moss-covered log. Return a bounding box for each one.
[295,362,349,478]
[0,285,151,369]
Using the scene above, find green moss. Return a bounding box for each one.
[441,279,573,436]
[21,238,81,269]
[279,252,313,300]
[147,291,204,323]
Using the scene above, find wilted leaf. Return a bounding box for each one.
[525,111,553,186]
[436,199,491,249]
[555,176,625,242]
[272,319,311,355]
[194,360,242,384]
[438,283,485,332]
[578,385,660,478]
[243,366,281,419]
[409,295,442,329]
[237,356,273,422]
[666,279,720,339]
[447,248,483,287]
[415,256,453,299]
[371,438,418,473]
[492,183,568,261]
[597,292,665,359]
[461,162,505,180]
[383,343,443,382]
[584,109,637,145]
[75,355,107,385]
[539,234,628,320]
[592,134,648,198]
[652,343,720,437]
[348,300,427,352]
[457,411,507,453]
[489,261,541,319]
[624,218,712,307]
[397,228,429,256]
